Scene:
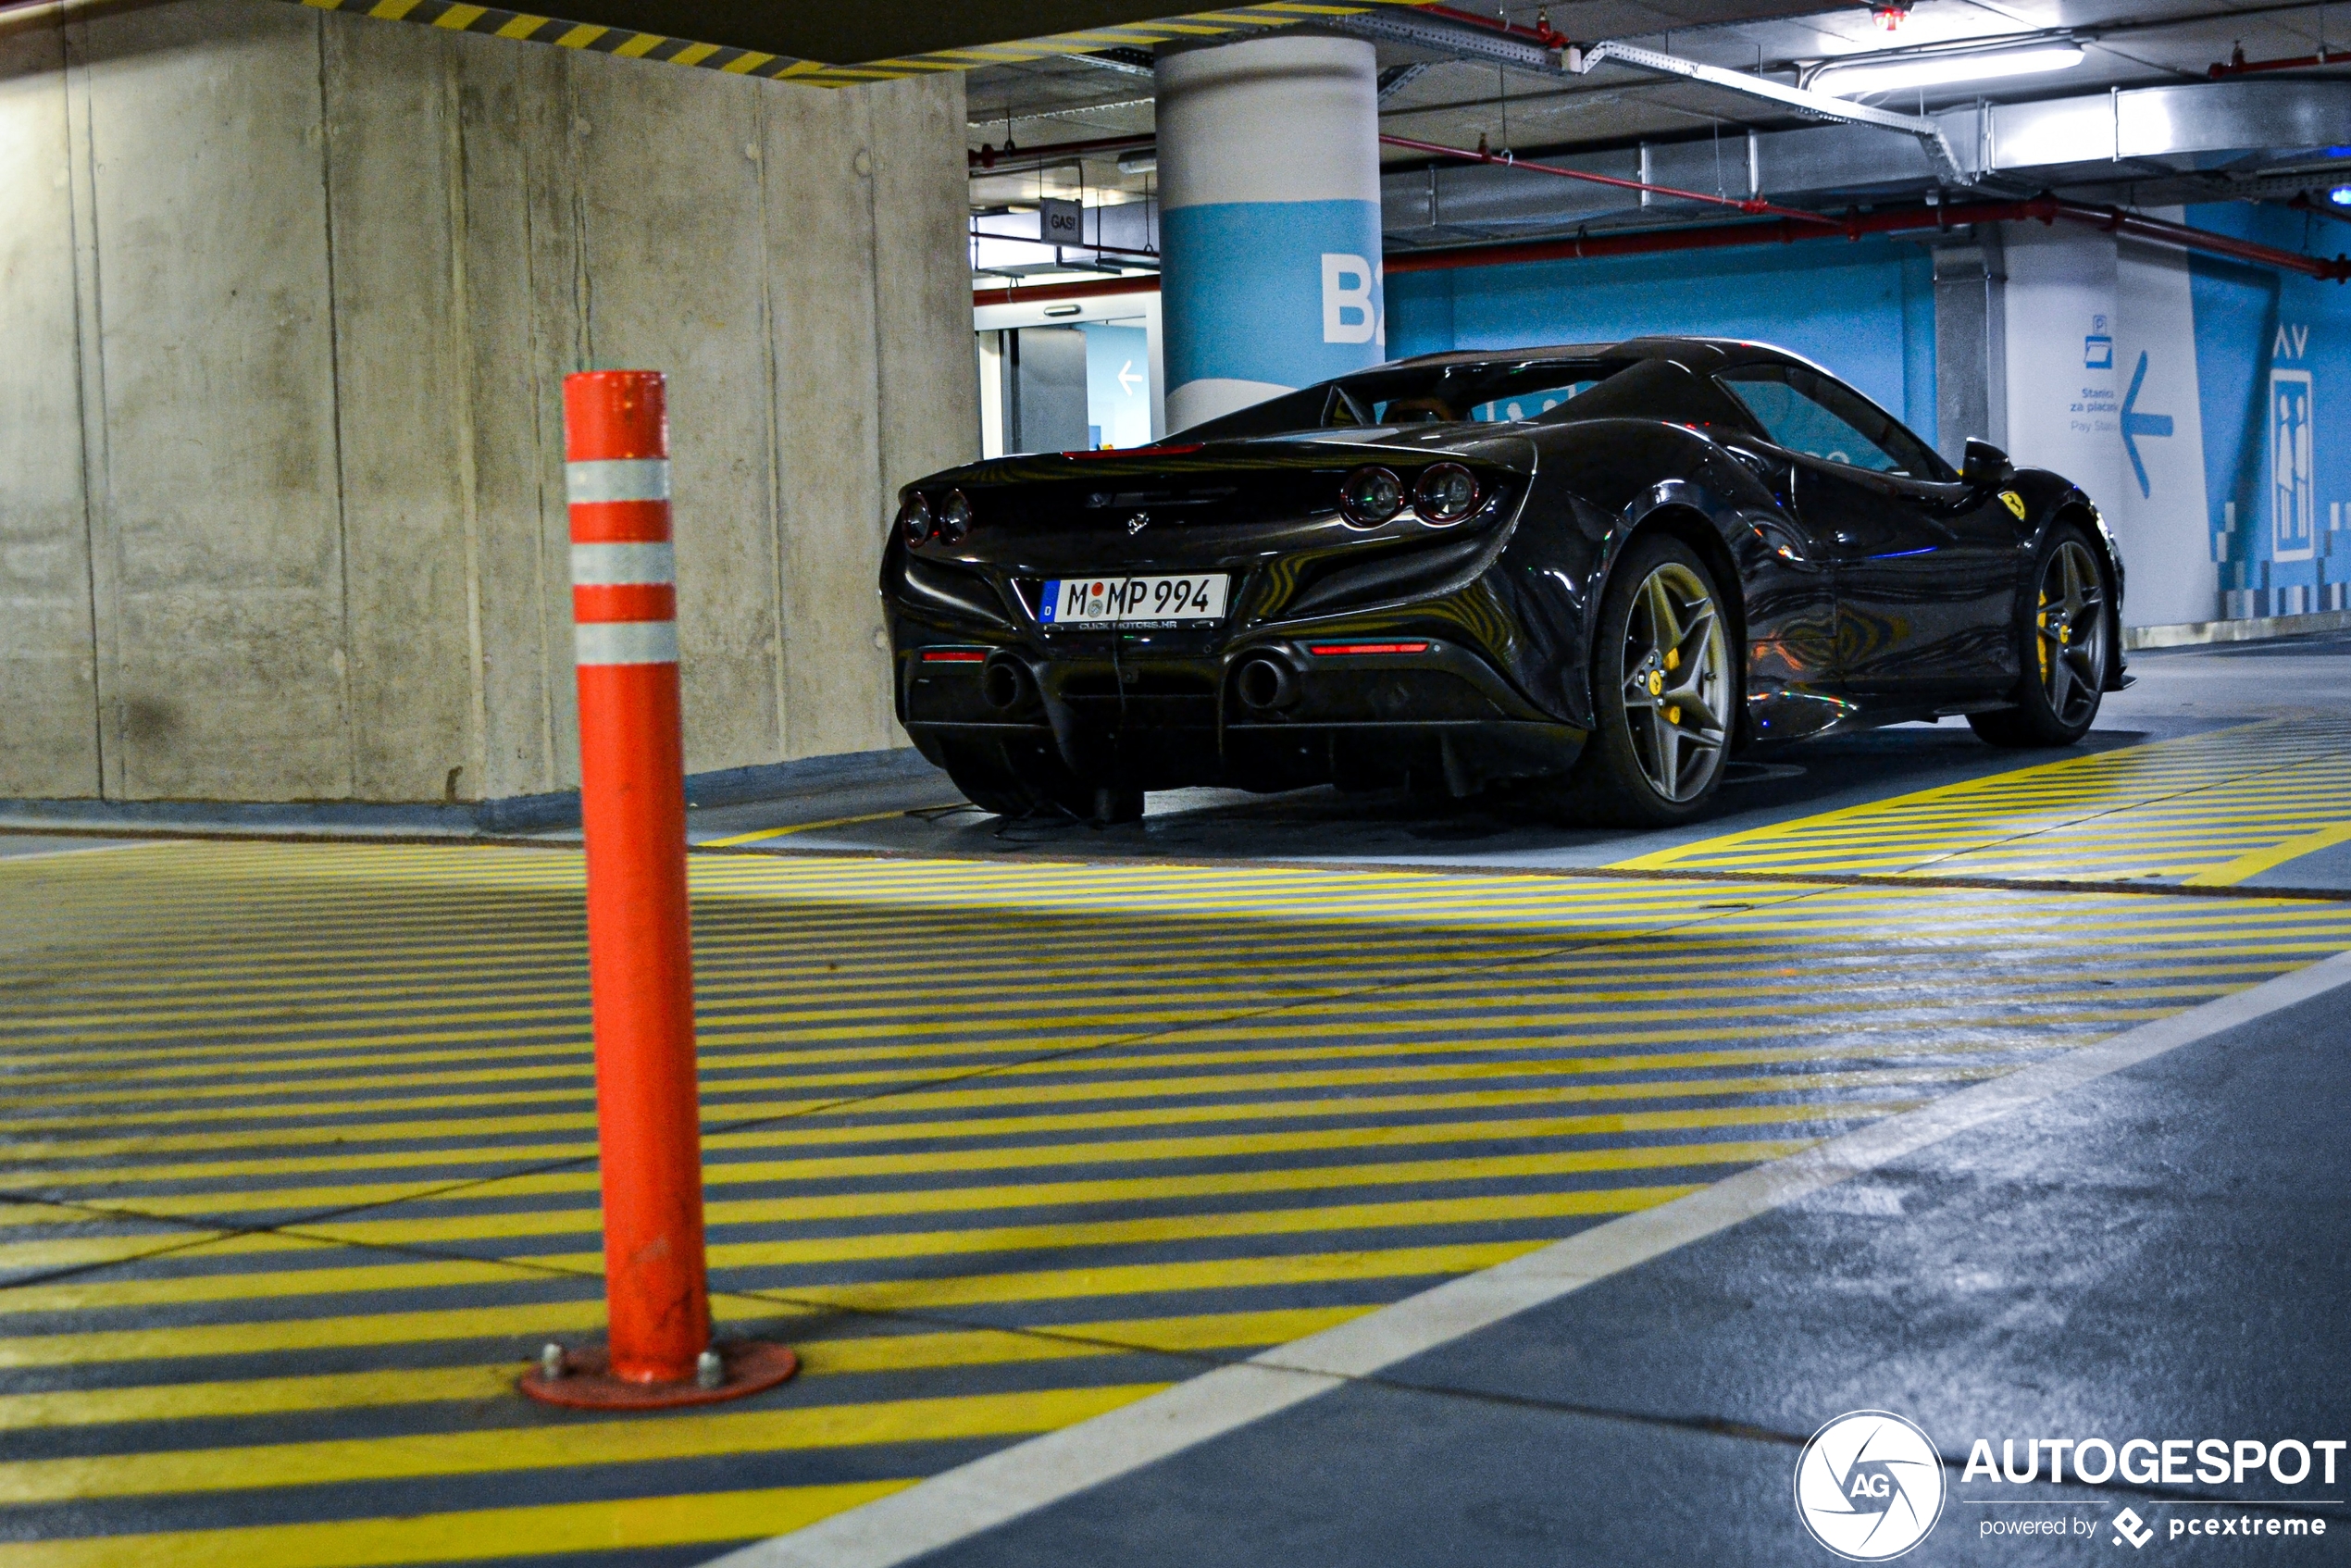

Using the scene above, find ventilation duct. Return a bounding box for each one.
[1386,77,2351,244]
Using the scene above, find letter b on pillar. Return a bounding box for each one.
[1156,34,1385,430]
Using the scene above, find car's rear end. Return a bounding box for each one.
[882,428,1575,809]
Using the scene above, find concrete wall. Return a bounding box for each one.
[0,0,976,803]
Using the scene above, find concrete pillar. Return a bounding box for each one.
[1154,33,1385,431]
[1932,231,2007,462]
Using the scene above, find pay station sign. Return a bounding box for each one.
[1039,198,1084,246]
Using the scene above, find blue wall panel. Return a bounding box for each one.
[1382,212,2345,622]
[1387,236,1938,433]
[2185,202,2351,614]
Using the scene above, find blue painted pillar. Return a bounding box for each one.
[1155,33,1385,431]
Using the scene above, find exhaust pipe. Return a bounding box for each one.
[982,654,1035,712]
[1233,654,1300,713]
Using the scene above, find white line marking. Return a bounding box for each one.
[0,840,163,863]
[703,947,2351,1568]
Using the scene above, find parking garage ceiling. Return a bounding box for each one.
[966,1,2351,274]
[972,0,2351,152]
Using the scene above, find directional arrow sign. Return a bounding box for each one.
[1117,359,1142,397]
[2121,349,2175,499]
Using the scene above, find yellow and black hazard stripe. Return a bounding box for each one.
[287,0,1441,87]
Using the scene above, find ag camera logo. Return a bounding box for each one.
[1795,1411,1947,1560]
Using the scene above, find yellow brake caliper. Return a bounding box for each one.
[2038,588,2052,686]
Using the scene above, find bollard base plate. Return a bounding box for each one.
[517,1339,799,1410]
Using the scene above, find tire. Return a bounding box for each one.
[1550,533,1737,827]
[1968,524,2111,749]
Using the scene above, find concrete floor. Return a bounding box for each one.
[1,632,2347,1567]
[888,981,2351,1567]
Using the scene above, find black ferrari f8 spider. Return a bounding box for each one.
[883,336,2126,825]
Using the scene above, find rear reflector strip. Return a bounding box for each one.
[570,541,676,587]
[575,620,678,667]
[565,458,671,504]
[921,650,988,664]
[1306,641,1432,656]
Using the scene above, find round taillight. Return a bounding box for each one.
[898,492,933,546]
[939,490,974,545]
[1338,466,1405,528]
[1415,463,1481,525]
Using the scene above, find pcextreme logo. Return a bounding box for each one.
[1797,1419,2345,1556]
[1795,1411,1948,1561]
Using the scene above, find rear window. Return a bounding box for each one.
[1176,360,1622,441]
[1466,383,1605,422]
[1531,356,1759,432]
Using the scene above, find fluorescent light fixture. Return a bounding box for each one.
[1814,42,2084,97]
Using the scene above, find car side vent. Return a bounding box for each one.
[902,555,1016,628]
[1284,530,1499,617]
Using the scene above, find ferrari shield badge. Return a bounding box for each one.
[1999,491,2027,519]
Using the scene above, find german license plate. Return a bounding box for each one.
[1039,574,1229,627]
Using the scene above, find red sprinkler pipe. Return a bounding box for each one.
[963,202,2351,301]
[2208,43,2347,78]
[1384,195,2351,282]
[1380,132,1847,227]
[2046,199,2351,282]
[1422,3,1571,47]
[519,371,800,1412]
[973,274,1162,306]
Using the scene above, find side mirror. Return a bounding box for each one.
[1961,438,2011,488]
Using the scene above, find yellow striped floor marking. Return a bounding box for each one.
[0,1241,1548,1365]
[1617,718,2351,882]
[0,1188,1699,1317]
[0,1057,2019,1155]
[701,812,910,848]
[0,1144,1797,1272]
[0,1308,1364,1430]
[0,1386,1168,1505]
[16,1101,1909,1213]
[2185,819,2351,887]
[0,1481,914,1568]
[0,995,2184,1114]
[6,809,2348,1565]
[3,942,2262,1061]
[0,1056,2149,1168]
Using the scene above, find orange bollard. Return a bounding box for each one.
[519,370,796,1411]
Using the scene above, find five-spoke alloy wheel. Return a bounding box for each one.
[1556,534,1736,825]
[1970,523,2112,748]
